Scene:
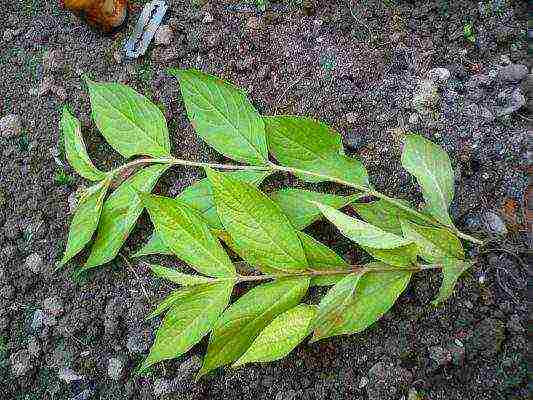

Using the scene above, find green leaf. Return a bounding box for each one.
[297,232,351,287]
[146,288,192,320]
[400,219,464,263]
[141,194,236,278]
[311,264,411,342]
[234,304,317,367]
[141,281,234,371]
[179,170,271,230]
[59,180,109,266]
[171,69,268,165]
[206,168,308,273]
[84,165,169,268]
[199,277,309,377]
[363,244,418,268]
[149,264,215,286]
[433,258,471,305]
[264,116,369,187]
[132,232,172,257]
[87,80,171,158]
[401,134,455,227]
[60,107,106,181]
[270,189,357,230]
[353,199,429,236]
[315,202,413,249]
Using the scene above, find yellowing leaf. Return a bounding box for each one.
[172,69,268,165]
[85,165,169,269]
[61,107,106,181]
[311,264,411,342]
[87,80,171,158]
[141,281,234,371]
[141,194,236,278]
[401,134,455,227]
[433,258,471,305]
[149,265,215,286]
[206,168,308,273]
[59,180,109,266]
[363,244,418,268]
[315,202,413,249]
[264,116,369,187]
[400,219,464,263]
[199,277,309,377]
[270,189,358,230]
[234,304,317,367]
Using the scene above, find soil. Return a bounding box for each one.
[0,1,529,399]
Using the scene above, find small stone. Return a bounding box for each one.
[107,357,125,381]
[154,25,173,46]
[3,28,22,42]
[202,12,214,24]
[151,47,186,63]
[412,79,439,115]
[58,367,84,383]
[0,284,15,300]
[10,349,33,376]
[481,212,507,236]
[427,67,451,86]
[0,114,22,138]
[42,50,65,73]
[43,296,64,317]
[358,376,369,388]
[25,253,44,274]
[27,336,41,357]
[500,55,511,66]
[497,64,528,83]
[428,346,452,367]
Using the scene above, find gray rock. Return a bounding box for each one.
[126,329,151,354]
[0,114,22,138]
[0,284,15,300]
[42,50,65,73]
[107,357,125,381]
[154,25,173,46]
[497,64,528,83]
[481,212,507,235]
[43,296,64,317]
[494,88,526,116]
[10,349,33,376]
[27,336,41,357]
[428,346,452,367]
[366,361,413,400]
[427,67,451,87]
[25,253,44,274]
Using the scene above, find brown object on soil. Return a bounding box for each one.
[63,0,128,33]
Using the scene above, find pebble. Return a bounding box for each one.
[107,357,125,381]
[427,67,451,86]
[154,25,173,46]
[0,114,22,138]
[358,376,369,388]
[500,54,511,66]
[3,28,22,42]
[497,64,528,83]
[10,349,33,376]
[43,296,64,317]
[411,79,439,115]
[25,253,44,274]
[481,212,507,235]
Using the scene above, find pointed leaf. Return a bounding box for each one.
[297,232,351,287]
[315,202,413,249]
[433,258,471,305]
[270,189,358,230]
[353,199,430,236]
[400,219,464,263]
[87,80,171,158]
[264,116,369,187]
[141,194,236,278]
[234,304,318,367]
[206,168,308,272]
[171,69,268,165]
[199,277,309,377]
[85,165,169,268]
[141,281,234,371]
[132,232,172,257]
[61,107,106,181]
[363,244,418,267]
[311,264,411,341]
[60,180,109,266]
[401,134,454,227]
[146,288,194,320]
[149,264,215,286]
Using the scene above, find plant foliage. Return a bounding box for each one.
[59,69,482,378]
